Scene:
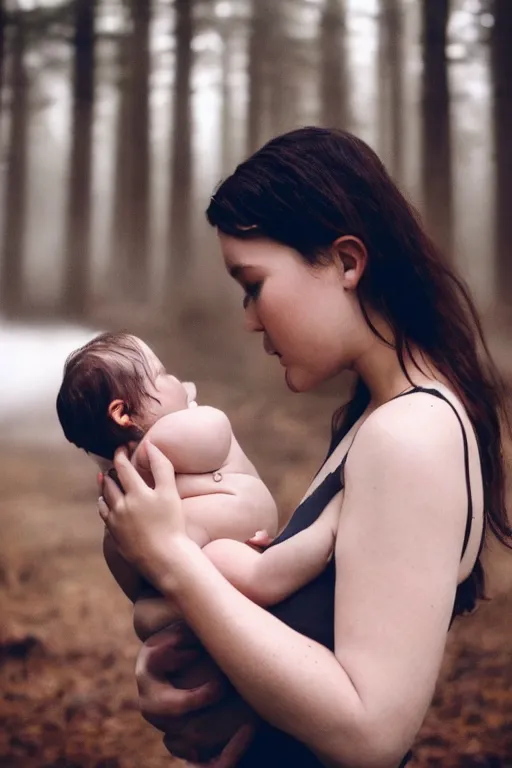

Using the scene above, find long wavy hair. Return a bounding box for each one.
[206,127,512,590]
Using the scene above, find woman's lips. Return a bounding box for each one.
[263,336,281,358]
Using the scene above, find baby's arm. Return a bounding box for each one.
[133,407,278,544]
[181,479,278,546]
[134,406,232,475]
[203,509,336,606]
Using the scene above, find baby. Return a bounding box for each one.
[56,332,336,639]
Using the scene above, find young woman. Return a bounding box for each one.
[99,128,511,767]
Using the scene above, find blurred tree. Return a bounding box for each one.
[378,0,403,182]
[247,0,268,154]
[247,0,293,150]
[320,0,350,130]
[0,0,5,111]
[62,0,96,318]
[128,0,151,297]
[168,0,193,288]
[492,0,512,307]
[1,14,28,316]
[420,0,453,260]
[112,20,130,293]
[268,2,294,137]
[111,0,152,302]
[219,9,236,174]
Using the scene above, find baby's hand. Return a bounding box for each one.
[246,530,274,550]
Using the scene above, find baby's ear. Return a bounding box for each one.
[108,399,134,427]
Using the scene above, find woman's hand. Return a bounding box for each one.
[136,624,258,765]
[99,442,191,587]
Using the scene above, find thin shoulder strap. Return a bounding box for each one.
[394,386,474,559]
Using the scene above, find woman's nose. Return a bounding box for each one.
[244,304,263,333]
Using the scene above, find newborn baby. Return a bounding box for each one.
[57,332,337,639]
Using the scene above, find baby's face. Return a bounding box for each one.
[135,339,196,427]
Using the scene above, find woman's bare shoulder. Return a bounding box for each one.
[351,387,466,465]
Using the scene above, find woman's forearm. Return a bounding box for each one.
[156,537,377,767]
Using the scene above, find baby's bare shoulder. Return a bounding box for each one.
[148,406,231,437]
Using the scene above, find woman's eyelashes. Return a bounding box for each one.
[242,281,262,308]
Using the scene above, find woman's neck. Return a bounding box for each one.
[353,331,439,408]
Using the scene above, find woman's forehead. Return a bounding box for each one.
[218,231,250,263]
[218,232,293,269]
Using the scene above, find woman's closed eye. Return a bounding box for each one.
[242,282,262,308]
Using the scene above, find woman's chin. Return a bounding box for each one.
[284,364,331,394]
[284,367,313,394]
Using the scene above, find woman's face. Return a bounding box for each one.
[219,232,368,393]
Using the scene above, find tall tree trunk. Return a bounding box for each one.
[420,0,453,259]
[492,0,512,305]
[0,0,5,115]
[127,0,151,299]
[268,3,291,137]
[320,0,350,130]
[63,0,96,317]
[246,0,267,154]
[111,26,130,293]
[110,0,151,302]
[1,18,28,316]
[168,0,193,291]
[378,0,404,181]
[220,19,235,175]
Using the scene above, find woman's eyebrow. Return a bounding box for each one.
[228,264,249,279]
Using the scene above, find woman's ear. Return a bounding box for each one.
[108,399,135,428]
[331,236,367,290]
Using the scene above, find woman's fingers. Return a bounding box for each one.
[113,447,147,494]
[102,473,125,512]
[142,624,203,669]
[207,722,257,768]
[162,715,256,766]
[146,441,177,489]
[98,494,110,524]
[139,676,225,724]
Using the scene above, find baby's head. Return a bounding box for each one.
[56,332,195,462]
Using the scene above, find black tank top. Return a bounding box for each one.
[238,386,484,768]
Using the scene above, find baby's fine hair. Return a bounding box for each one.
[56,331,156,460]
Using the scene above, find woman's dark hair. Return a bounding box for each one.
[56,332,157,460]
[206,126,512,599]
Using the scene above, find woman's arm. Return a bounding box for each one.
[101,396,471,768]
